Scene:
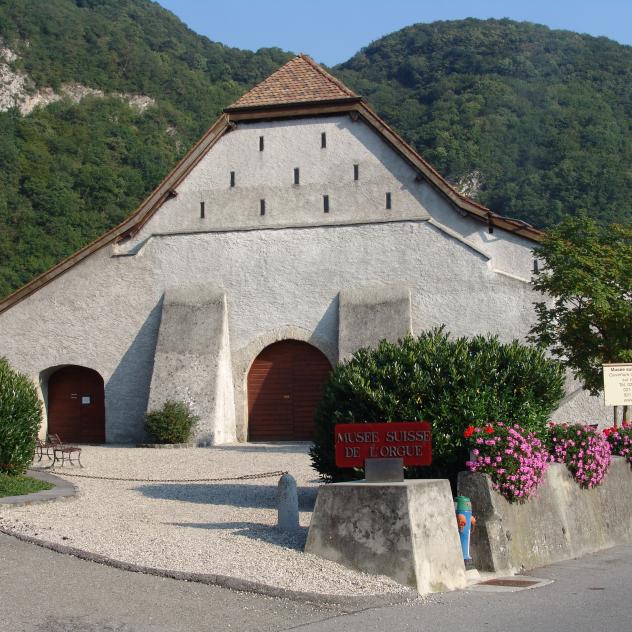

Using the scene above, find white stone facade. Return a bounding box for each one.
[0,113,609,443]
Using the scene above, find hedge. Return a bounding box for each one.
[0,357,42,475]
[310,328,565,485]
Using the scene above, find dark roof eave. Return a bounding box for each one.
[224,96,363,114]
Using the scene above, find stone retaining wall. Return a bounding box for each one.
[458,457,632,572]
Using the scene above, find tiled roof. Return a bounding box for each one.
[226,54,360,111]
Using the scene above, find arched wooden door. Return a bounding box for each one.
[248,340,331,441]
[48,366,105,443]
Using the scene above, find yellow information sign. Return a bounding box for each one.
[603,364,632,406]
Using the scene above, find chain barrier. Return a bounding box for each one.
[47,470,288,483]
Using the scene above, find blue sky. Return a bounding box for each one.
[155,0,632,66]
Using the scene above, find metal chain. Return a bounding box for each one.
[48,470,288,483]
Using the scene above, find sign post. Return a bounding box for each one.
[306,420,468,592]
[603,363,632,426]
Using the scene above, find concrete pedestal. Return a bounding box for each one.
[305,479,467,593]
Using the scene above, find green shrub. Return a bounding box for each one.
[310,328,565,485]
[144,400,199,444]
[0,357,42,475]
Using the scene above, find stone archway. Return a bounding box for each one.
[247,340,331,441]
[47,365,105,443]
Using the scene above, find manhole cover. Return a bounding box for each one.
[479,578,541,588]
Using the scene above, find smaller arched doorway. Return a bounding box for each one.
[248,340,331,441]
[47,366,105,443]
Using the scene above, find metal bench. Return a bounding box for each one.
[49,434,83,468]
[35,437,55,462]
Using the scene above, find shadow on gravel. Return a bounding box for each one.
[167,520,308,550]
[135,482,318,510]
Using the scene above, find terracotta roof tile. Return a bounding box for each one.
[226,54,359,111]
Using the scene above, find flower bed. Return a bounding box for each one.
[460,421,632,570]
[546,423,611,488]
[464,421,620,501]
[604,424,632,464]
[464,422,549,503]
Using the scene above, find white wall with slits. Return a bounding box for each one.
[0,115,609,442]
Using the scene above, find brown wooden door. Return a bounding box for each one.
[48,366,105,443]
[248,341,331,441]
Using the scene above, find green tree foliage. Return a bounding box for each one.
[528,216,632,397]
[0,357,42,475]
[0,0,289,95]
[310,329,565,485]
[336,19,632,229]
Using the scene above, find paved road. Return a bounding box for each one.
[2,532,631,631]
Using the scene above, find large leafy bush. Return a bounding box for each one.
[310,328,564,483]
[144,400,199,444]
[0,357,42,475]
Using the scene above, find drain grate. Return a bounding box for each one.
[479,578,541,588]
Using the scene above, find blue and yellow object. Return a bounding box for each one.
[454,495,473,560]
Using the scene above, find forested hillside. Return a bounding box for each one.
[335,19,632,230]
[0,0,291,297]
[1,2,631,298]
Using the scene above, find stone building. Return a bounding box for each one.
[0,55,606,444]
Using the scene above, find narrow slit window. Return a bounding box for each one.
[259,136,264,151]
[386,192,392,210]
[200,201,205,218]
[354,164,359,181]
[260,199,266,216]
[323,195,330,213]
[230,171,235,187]
[321,132,327,148]
[294,167,300,185]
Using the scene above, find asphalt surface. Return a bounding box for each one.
[2,532,631,632]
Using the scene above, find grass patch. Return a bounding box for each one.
[0,473,54,498]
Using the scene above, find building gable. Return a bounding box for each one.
[0,54,542,315]
[118,114,432,252]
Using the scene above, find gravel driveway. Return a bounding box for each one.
[0,444,408,597]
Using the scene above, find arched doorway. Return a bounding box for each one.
[48,366,105,443]
[247,340,331,441]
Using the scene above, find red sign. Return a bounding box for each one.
[334,422,432,468]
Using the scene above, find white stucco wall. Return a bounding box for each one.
[0,114,609,442]
[119,116,430,251]
[118,116,534,279]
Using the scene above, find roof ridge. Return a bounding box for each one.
[297,53,358,98]
[225,53,359,112]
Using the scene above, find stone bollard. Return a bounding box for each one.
[277,473,299,531]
